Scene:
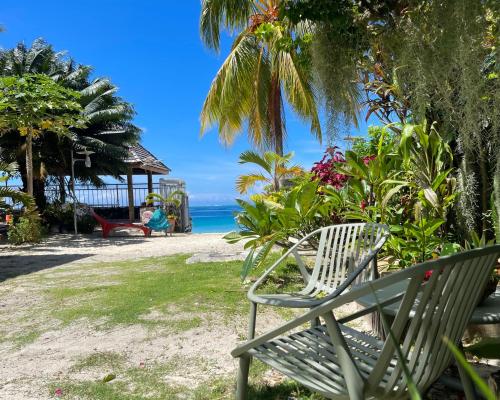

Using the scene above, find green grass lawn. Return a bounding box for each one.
[3,254,321,400]
[45,254,250,327]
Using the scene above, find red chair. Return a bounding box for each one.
[91,210,152,238]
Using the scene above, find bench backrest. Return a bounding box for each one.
[367,245,500,396]
[304,223,389,295]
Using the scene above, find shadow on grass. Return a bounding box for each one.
[0,253,92,282]
[246,383,321,400]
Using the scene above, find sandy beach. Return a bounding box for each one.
[0,231,249,277]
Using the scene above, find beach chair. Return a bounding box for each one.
[246,223,389,339]
[233,245,500,399]
[91,209,151,238]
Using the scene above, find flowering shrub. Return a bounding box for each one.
[362,154,376,165]
[311,146,377,188]
[311,146,349,188]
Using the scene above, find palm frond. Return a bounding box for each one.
[0,39,142,191]
[236,173,268,194]
[247,45,272,148]
[279,49,322,142]
[200,32,261,144]
[85,105,129,123]
[0,186,36,211]
[80,78,113,98]
[239,150,272,173]
[200,0,256,51]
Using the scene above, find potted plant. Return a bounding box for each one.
[167,214,177,235]
[145,190,184,233]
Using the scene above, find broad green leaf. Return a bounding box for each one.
[424,219,445,236]
[443,337,496,400]
[431,169,453,190]
[440,242,461,256]
[465,337,500,359]
[241,248,256,280]
[381,184,407,209]
[223,231,245,243]
[252,239,277,271]
[345,150,370,178]
[422,187,439,209]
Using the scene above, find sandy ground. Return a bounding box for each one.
[0,230,249,269]
[0,232,497,399]
[0,231,260,399]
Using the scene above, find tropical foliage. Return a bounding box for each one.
[225,179,334,277]
[0,159,42,244]
[228,121,470,275]
[281,0,500,243]
[0,74,84,197]
[236,150,302,194]
[0,39,141,209]
[199,0,321,155]
[146,190,184,214]
[0,159,35,212]
[7,214,44,245]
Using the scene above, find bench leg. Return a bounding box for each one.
[310,307,320,328]
[248,302,257,340]
[236,354,251,400]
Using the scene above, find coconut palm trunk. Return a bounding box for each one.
[270,74,283,156]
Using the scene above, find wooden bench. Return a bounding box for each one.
[91,210,151,238]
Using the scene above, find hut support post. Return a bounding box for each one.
[147,171,153,194]
[127,167,135,222]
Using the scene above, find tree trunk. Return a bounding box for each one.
[58,175,66,203]
[33,178,46,211]
[26,131,33,196]
[494,153,500,239]
[270,75,283,156]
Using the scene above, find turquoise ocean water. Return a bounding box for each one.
[190,204,242,233]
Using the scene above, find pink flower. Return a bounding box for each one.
[424,270,433,281]
[139,362,145,368]
[362,155,376,165]
[360,199,368,211]
[54,388,63,397]
[311,147,349,189]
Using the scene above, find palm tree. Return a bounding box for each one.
[236,150,302,194]
[200,0,321,155]
[0,39,140,208]
[0,160,35,212]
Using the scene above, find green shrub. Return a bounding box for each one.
[76,213,97,234]
[8,215,43,245]
[43,202,97,233]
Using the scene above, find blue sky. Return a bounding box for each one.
[1,1,375,205]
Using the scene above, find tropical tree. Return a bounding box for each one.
[0,39,141,208]
[0,74,84,196]
[199,0,321,155]
[236,150,302,194]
